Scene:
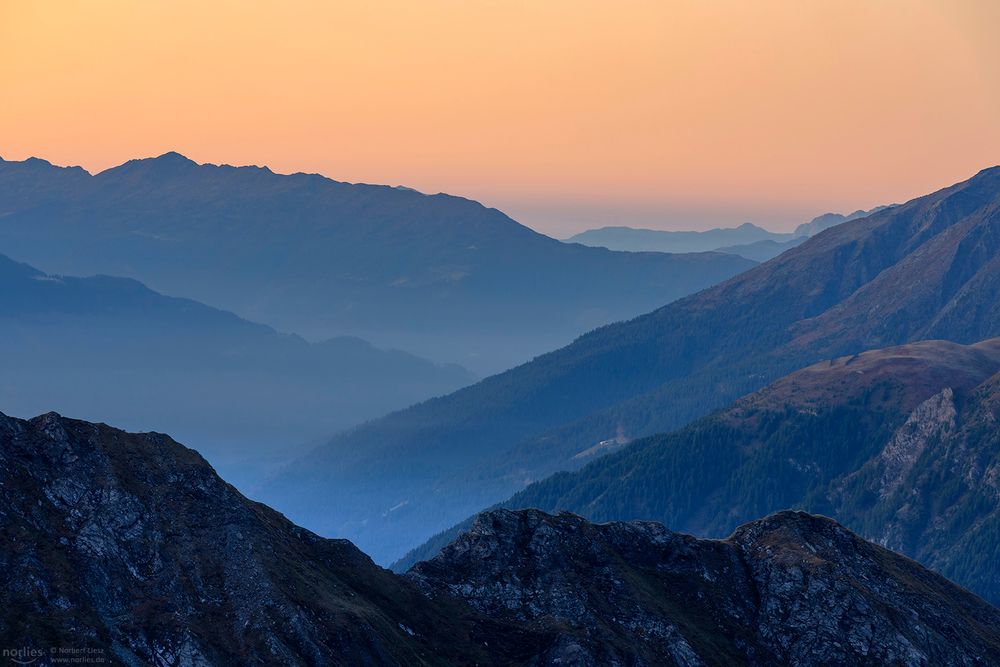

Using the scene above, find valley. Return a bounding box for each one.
[266,166,1000,564]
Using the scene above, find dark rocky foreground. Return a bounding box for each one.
[0,412,543,666]
[2,411,999,665]
[410,509,1000,666]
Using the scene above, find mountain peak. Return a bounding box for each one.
[23,156,54,167]
[152,150,196,165]
[141,151,198,171]
[734,509,847,540]
[98,151,199,178]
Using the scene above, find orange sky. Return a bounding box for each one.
[2,0,999,234]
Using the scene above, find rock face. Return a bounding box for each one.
[409,509,1000,667]
[0,412,542,666]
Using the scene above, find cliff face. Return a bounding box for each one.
[409,509,1000,667]
[831,371,1000,598]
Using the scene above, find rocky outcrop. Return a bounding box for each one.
[834,371,1000,599]
[409,508,1000,667]
[875,387,957,499]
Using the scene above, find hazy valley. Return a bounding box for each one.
[266,166,1000,563]
[0,252,472,489]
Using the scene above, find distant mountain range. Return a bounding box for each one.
[0,153,753,374]
[402,338,1000,607]
[565,208,887,260]
[0,253,471,488]
[566,221,793,253]
[262,166,1000,564]
[4,410,997,666]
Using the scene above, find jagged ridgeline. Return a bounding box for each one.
[1,412,999,665]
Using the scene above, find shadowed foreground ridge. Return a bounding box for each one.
[410,509,1000,666]
[0,411,544,666]
[2,411,999,666]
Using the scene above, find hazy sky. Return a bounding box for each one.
[3,0,999,235]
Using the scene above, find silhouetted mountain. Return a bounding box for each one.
[0,254,471,488]
[264,166,1000,564]
[409,508,1000,666]
[3,411,997,665]
[565,221,792,253]
[412,339,1000,606]
[0,154,753,373]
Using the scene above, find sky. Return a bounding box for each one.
[2,0,999,235]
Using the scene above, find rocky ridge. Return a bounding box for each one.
[409,508,1000,666]
[3,410,1000,665]
[0,411,543,666]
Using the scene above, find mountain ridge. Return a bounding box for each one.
[564,207,886,258]
[0,152,754,374]
[407,507,1000,666]
[3,408,999,666]
[0,252,472,489]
